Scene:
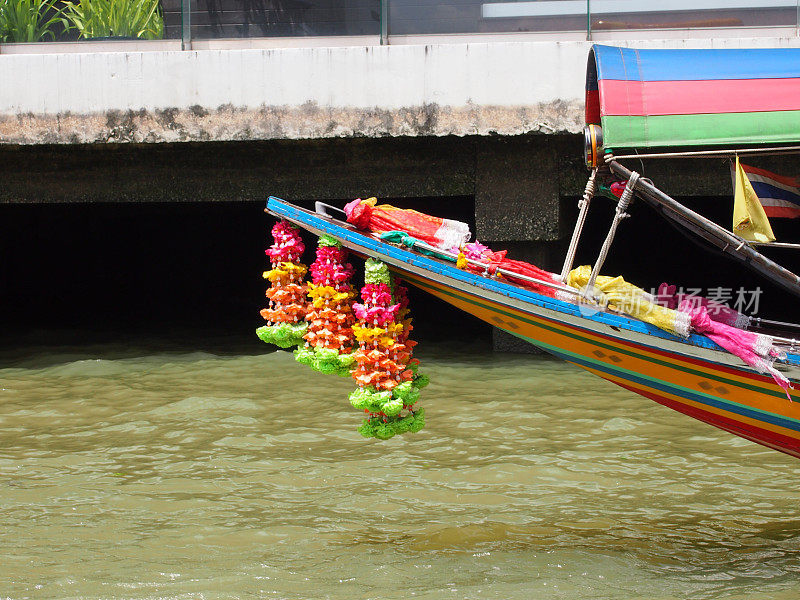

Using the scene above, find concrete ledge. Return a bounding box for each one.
[0,41,589,113]
[0,101,582,145]
[0,41,588,144]
[0,39,183,54]
[190,35,382,50]
[388,26,799,44]
[0,37,383,54]
[3,26,794,55]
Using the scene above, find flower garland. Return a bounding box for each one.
[294,235,357,376]
[349,258,428,440]
[256,220,308,349]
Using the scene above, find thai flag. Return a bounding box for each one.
[739,163,800,219]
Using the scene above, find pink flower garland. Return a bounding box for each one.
[266,221,305,263]
[309,246,354,288]
[352,302,401,325]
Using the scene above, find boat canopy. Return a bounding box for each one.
[586,45,800,150]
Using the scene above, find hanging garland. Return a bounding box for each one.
[294,235,357,376]
[349,258,428,440]
[256,220,309,349]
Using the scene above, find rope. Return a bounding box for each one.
[585,171,640,296]
[559,168,597,282]
[380,231,421,249]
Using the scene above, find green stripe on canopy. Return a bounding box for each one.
[602,111,800,149]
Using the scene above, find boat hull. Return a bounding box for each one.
[403,270,800,459]
[267,197,800,460]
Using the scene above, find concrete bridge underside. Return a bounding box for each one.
[0,133,744,242]
[0,134,763,350]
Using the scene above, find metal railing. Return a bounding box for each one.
[0,0,798,48]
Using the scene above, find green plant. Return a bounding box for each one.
[0,0,63,42]
[62,0,163,39]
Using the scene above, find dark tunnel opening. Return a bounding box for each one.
[0,198,491,356]
[2,191,799,359]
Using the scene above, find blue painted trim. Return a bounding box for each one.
[266,196,800,368]
[593,44,800,82]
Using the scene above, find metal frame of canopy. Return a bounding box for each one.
[562,160,800,335]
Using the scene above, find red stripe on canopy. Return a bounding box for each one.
[585,89,600,125]
[599,78,800,117]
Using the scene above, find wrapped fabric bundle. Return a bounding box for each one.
[294,235,357,376]
[462,241,559,297]
[568,266,791,397]
[657,283,751,329]
[256,221,309,348]
[568,265,692,338]
[344,197,470,250]
[349,258,427,440]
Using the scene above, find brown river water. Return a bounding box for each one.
[2,340,800,599]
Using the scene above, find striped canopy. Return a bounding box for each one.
[586,45,800,150]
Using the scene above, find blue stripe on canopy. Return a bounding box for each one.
[594,45,800,82]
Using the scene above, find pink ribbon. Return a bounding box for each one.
[680,302,791,399]
[659,283,748,328]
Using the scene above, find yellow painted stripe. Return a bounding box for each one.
[414,273,772,385]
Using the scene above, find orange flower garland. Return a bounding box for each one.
[256,221,309,348]
[294,235,357,375]
[348,258,428,439]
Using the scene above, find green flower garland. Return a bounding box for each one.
[256,322,308,349]
[358,408,426,440]
[294,346,355,377]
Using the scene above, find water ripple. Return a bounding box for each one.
[2,346,800,599]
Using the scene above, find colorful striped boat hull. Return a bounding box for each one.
[267,197,800,460]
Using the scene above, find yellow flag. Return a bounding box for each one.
[733,156,775,243]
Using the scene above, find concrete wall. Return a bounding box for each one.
[0,41,587,145]
[3,36,800,145]
[5,36,800,146]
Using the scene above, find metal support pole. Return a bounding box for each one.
[585,171,640,295]
[181,0,191,51]
[559,168,597,282]
[380,0,388,45]
[586,0,592,41]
